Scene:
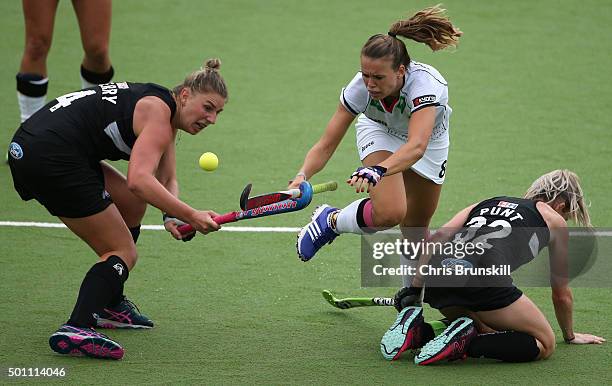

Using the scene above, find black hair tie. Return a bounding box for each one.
[388,31,397,38]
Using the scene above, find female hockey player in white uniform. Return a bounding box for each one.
[291,6,462,263]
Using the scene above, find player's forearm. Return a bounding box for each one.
[378,140,426,176]
[155,167,178,197]
[552,288,575,341]
[299,141,336,179]
[162,177,179,198]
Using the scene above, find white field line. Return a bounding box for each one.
[0,221,300,233]
[1,221,611,236]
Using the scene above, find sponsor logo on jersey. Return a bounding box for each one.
[441,258,473,269]
[412,95,436,107]
[361,141,375,152]
[9,142,23,159]
[497,201,518,209]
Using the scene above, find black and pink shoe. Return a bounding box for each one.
[94,296,154,329]
[414,317,476,365]
[49,324,124,360]
[380,306,426,360]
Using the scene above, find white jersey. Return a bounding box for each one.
[340,61,451,149]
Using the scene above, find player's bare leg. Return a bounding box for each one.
[415,295,553,365]
[399,168,442,286]
[20,0,58,76]
[363,150,407,227]
[474,295,555,360]
[101,161,147,229]
[75,165,154,329]
[49,205,135,359]
[17,0,59,121]
[72,0,113,88]
[60,204,137,267]
[96,162,153,329]
[297,150,406,261]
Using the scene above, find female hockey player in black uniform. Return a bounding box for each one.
[380,170,605,365]
[8,58,227,359]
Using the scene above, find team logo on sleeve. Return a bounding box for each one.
[412,95,436,107]
[9,142,23,159]
[113,263,124,276]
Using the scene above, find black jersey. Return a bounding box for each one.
[16,82,176,161]
[424,197,550,310]
[456,196,550,271]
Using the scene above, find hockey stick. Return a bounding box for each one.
[238,183,253,210]
[177,181,334,233]
[322,290,395,309]
[240,181,337,210]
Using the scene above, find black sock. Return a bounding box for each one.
[67,255,129,327]
[80,65,114,85]
[421,322,435,343]
[16,73,48,96]
[467,331,540,362]
[115,227,140,306]
[129,225,141,244]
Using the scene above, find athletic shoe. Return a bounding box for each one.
[49,324,124,360]
[296,204,339,261]
[414,317,477,365]
[94,296,154,329]
[380,306,426,360]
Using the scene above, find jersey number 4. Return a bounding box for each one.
[49,90,97,112]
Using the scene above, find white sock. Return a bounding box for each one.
[17,92,46,123]
[400,253,417,287]
[335,198,369,235]
[81,75,99,90]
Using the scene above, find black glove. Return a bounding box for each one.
[393,286,423,312]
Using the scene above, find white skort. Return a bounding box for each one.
[355,116,449,184]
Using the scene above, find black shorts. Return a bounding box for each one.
[8,133,112,218]
[424,286,523,312]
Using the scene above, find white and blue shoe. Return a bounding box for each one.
[297,204,339,261]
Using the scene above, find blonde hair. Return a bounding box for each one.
[362,4,462,69]
[524,169,591,227]
[173,58,228,99]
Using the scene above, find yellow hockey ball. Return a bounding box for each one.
[199,152,218,171]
